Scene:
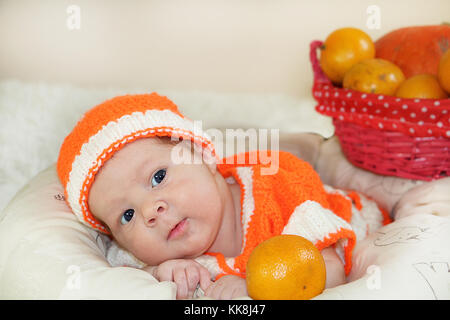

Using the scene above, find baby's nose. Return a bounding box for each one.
[144,200,168,226]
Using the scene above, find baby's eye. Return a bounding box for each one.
[121,209,134,225]
[151,169,166,187]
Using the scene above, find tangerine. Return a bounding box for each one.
[395,74,448,99]
[320,27,375,85]
[246,235,326,300]
[343,58,405,95]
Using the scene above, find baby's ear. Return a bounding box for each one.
[203,150,218,175]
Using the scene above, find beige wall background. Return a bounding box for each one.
[0,0,449,98]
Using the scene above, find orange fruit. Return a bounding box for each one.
[343,58,405,95]
[438,49,450,94]
[246,235,326,300]
[320,27,375,85]
[396,74,448,99]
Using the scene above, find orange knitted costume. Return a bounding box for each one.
[195,150,391,278]
[57,93,391,279]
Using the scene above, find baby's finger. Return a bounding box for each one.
[205,281,225,300]
[227,285,246,300]
[185,266,200,297]
[173,268,189,299]
[204,282,215,299]
[220,287,234,300]
[154,266,172,283]
[198,267,212,291]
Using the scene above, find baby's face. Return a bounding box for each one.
[88,137,224,266]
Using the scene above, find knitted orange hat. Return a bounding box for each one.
[57,93,215,234]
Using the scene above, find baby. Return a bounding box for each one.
[57,93,391,299]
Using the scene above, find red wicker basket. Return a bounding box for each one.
[310,40,450,181]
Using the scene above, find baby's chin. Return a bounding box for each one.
[177,232,215,259]
[129,222,217,264]
[182,242,210,259]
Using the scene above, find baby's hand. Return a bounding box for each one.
[204,275,248,300]
[144,259,212,299]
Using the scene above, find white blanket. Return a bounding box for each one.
[1,80,449,299]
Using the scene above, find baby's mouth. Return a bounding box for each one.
[167,218,188,240]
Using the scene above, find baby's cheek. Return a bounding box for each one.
[133,246,166,266]
[125,233,166,266]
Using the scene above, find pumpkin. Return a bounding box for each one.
[438,49,450,93]
[375,25,450,78]
[395,74,448,99]
[343,58,405,95]
[320,27,375,85]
